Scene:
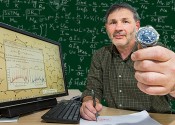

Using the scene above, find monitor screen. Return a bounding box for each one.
[0,22,68,117]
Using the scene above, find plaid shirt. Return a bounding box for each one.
[82,43,172,113]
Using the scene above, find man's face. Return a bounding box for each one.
[105,8,140,48]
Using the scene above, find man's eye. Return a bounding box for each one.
[123,21,129,23]
[110,22,116,24]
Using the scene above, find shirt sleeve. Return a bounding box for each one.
[81,48,104,102]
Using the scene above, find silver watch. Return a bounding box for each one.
[136,25,159,48]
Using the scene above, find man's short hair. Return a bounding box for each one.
[105,3,140,23]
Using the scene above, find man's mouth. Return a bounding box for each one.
[113,32,126,39]
[114,35,124,39]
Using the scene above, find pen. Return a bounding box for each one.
[91,89,98,122]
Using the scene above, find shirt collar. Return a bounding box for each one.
[111,42,139,60]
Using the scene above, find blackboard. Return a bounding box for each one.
[0,0,175,92]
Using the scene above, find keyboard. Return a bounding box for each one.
[41,100,81,124]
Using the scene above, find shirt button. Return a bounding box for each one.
[119,90,122,93]
[119,104,122,107]
[118,75,122,78]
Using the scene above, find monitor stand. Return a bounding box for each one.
[0,98,57,118]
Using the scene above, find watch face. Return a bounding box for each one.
[137,27,159,45]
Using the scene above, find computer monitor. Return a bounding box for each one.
[0,22,68,117]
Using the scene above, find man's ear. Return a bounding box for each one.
[136,21,140,31]
[105,23,107,30]
[135,21,142,49]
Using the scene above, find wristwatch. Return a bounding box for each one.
[136,25,159,48]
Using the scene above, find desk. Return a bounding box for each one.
[1,106,174,125]
[1,89,175,125]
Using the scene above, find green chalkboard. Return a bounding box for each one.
[0,0,175,92]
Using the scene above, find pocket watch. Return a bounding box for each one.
[136,25,159,48]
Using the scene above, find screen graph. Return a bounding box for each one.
[0,25,66,102]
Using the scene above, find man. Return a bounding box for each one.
[80,3,175,121]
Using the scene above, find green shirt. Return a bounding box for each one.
[82,44,172,113]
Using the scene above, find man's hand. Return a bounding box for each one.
[80,99,102,121]
[131,46,175,96]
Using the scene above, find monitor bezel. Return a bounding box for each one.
[0,22,68,108]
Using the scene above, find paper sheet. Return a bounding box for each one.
[80,110,161,125]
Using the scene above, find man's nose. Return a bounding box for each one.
[115,22,123,30]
